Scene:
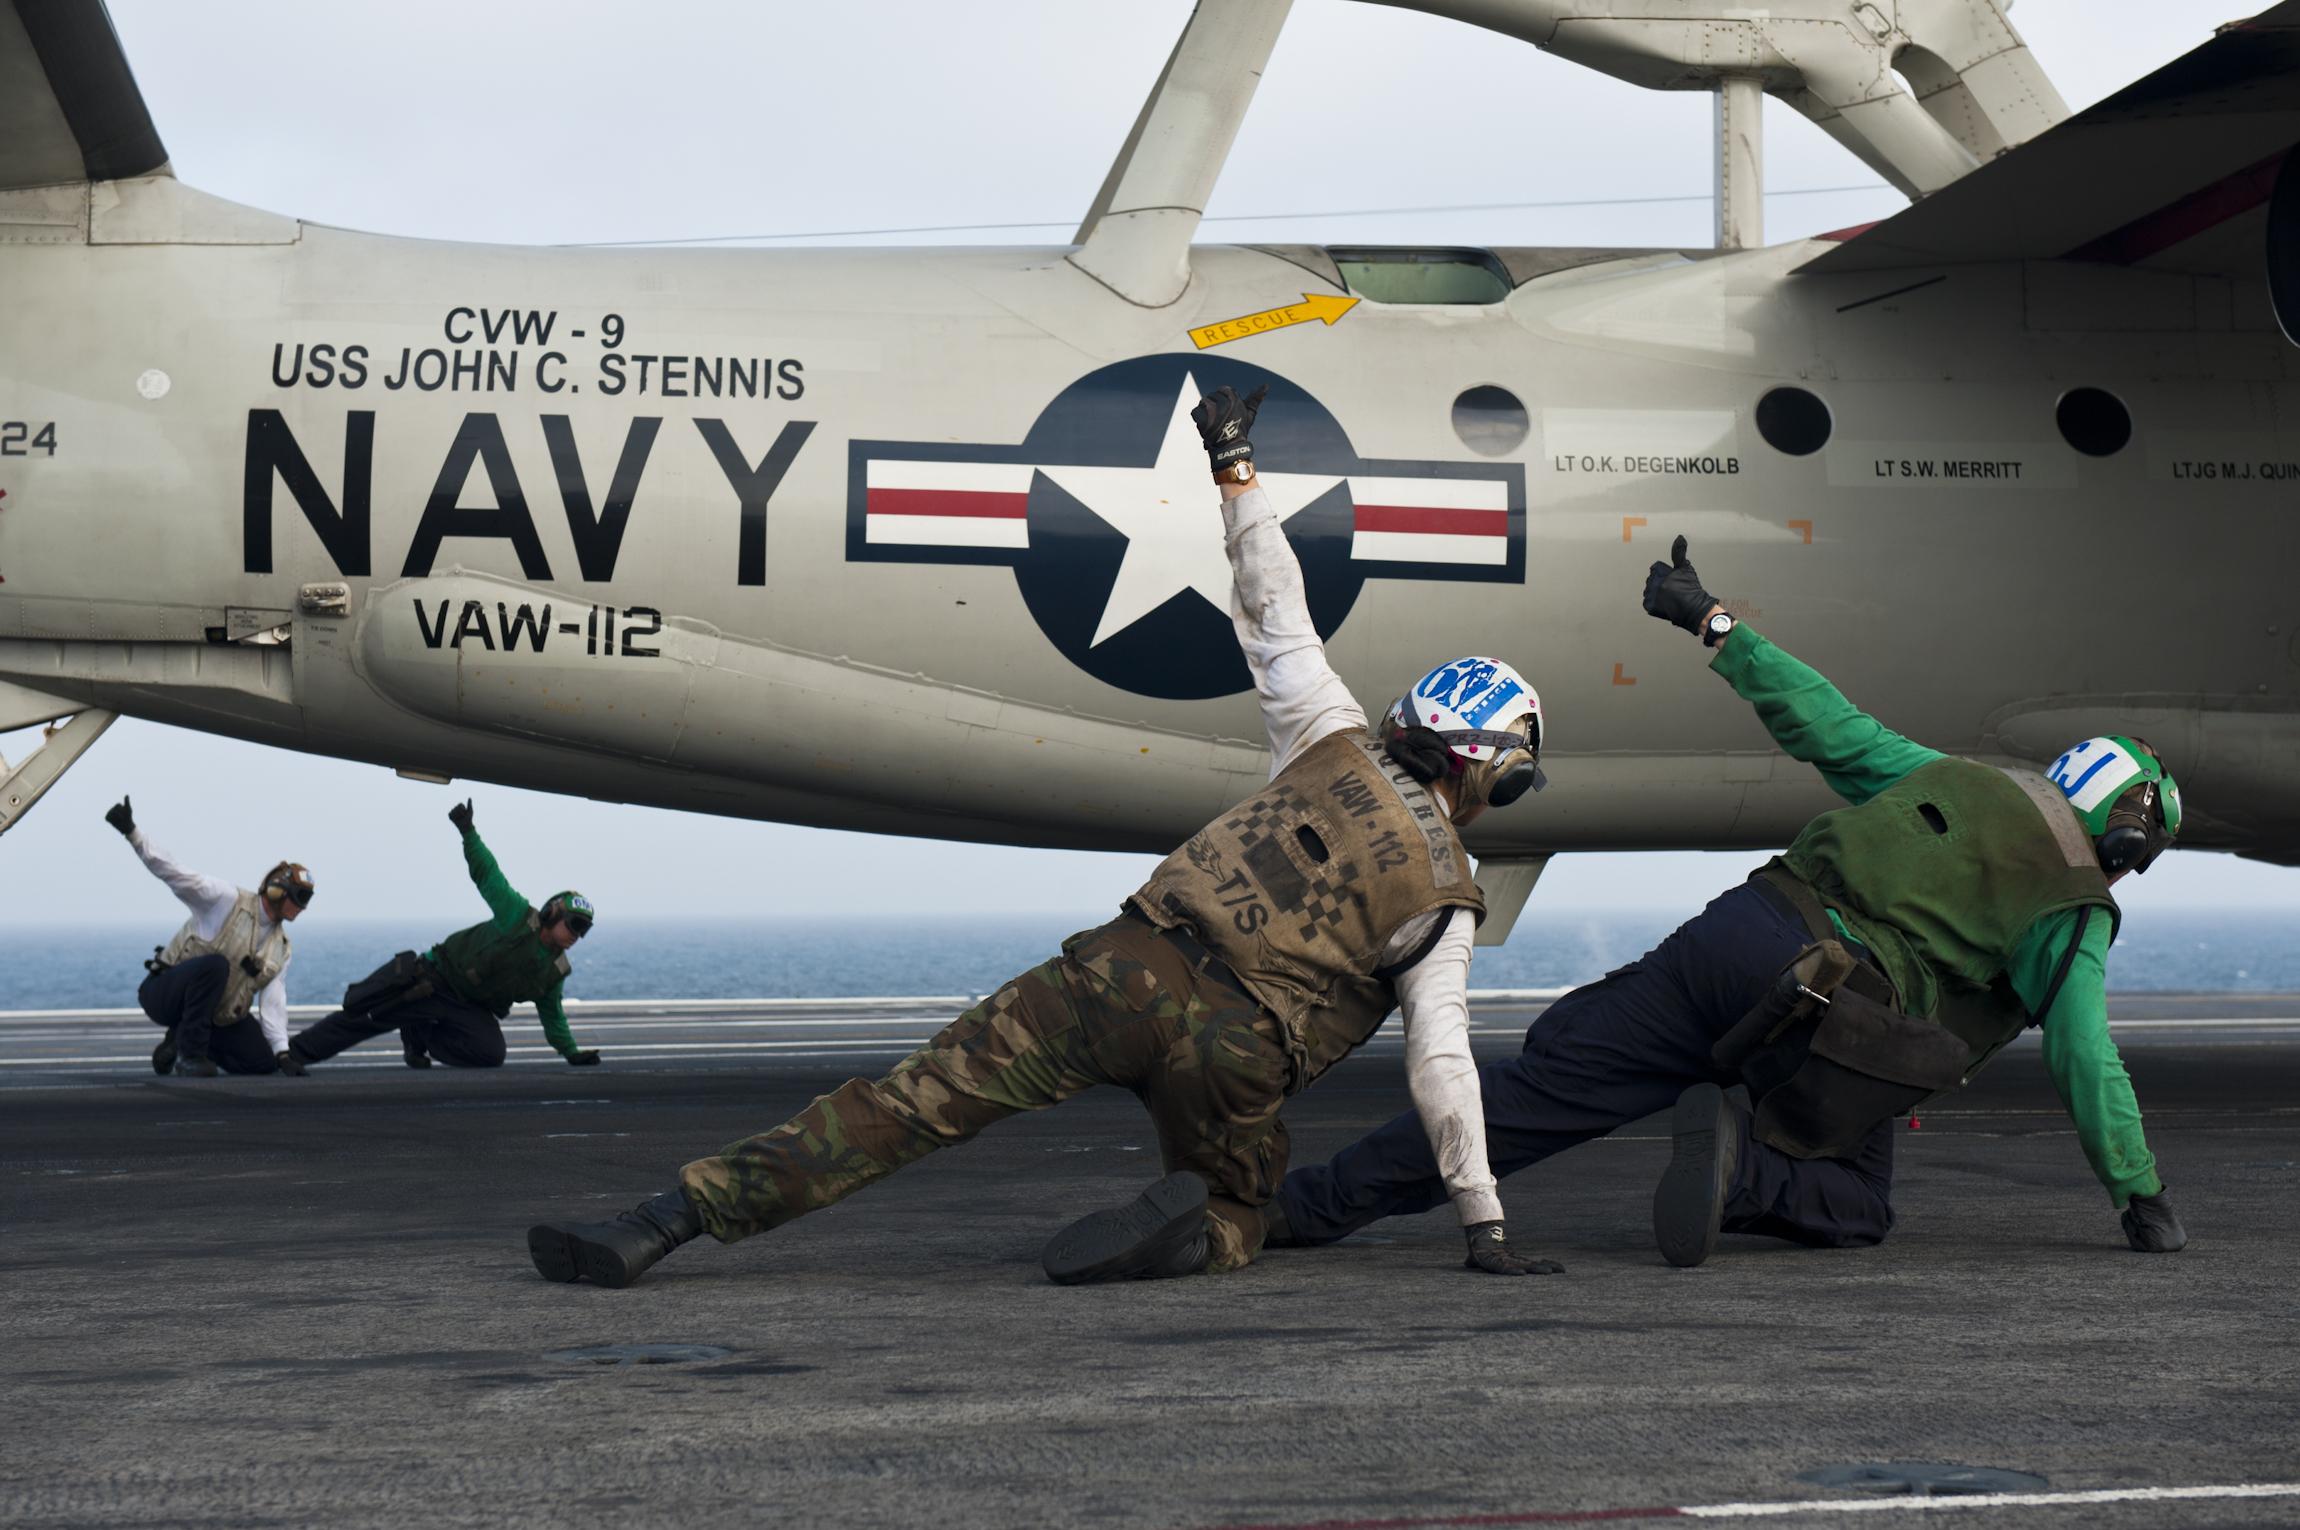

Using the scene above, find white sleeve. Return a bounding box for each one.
[1393,910,1504,1228]
[128,829,238,936]
[254,968,289,1054]
[1222,484,1367,777]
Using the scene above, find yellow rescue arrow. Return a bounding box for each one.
[1189,292,1359,351]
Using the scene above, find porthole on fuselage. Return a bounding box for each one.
[1755,386,1832,456]
[1452,385,1529,457]
[2056,387,2132,457]
[1328,247,1513,305]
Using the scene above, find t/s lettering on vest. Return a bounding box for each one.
[1130,729,1485,1091]
[162,889,289,1024]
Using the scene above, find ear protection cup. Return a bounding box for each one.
[1486,757,1541,808]
[2095,823,2152,875]
[2096,780,2169,875]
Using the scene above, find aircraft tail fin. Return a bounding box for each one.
[0,0,167,189]
[1802,3,2300,278]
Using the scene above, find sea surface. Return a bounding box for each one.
[3,909,2294,1012]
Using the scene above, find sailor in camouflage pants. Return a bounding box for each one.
[681,915,1290,1271]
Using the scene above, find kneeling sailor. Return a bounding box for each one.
[287,799,599,1070]
[106,796,311,1078]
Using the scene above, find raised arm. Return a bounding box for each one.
[448,800,529,926]
[1641,536,1941,805]
[1192,386,1366,775]
[106,797,237,923]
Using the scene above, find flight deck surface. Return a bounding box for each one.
[4,994,2296,1528]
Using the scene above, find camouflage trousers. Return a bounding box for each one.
[679,913,1291,1273]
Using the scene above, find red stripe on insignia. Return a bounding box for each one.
[2064,151,2285,265]
[1353,504,1508,537]
[866,488,1029,520]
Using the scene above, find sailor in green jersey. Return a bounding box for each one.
[1276,535,2187,1264]
[287,799,601,1070]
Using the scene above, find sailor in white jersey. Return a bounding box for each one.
[105,796,313,1078]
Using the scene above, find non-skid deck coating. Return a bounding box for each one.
[3,994,2296,1529]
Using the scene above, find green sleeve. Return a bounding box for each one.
[1709,625,1946,806]
[460,828,530,927]
[2015,909,2163,1207]
[536,979,577,1057]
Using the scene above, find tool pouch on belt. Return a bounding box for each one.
[342,950,434,1018]
[1711,940,1970,1160]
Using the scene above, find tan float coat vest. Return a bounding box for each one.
[1130,729,1486,1090]
[162,889,289,1025]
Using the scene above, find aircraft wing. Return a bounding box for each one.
[1803,3,2300,277]
[0,0,167,188]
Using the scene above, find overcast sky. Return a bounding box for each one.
[7,0,2294,926]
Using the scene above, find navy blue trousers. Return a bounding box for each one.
[291,988,508,1068]
[139,954,279,1075]
[1279,881,1898,1250]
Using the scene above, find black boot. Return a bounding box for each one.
[172,1055,219,1078]
[151,1028,179,1077]
[402,1037,432,1068]
[1042,1171,1211,1285]
[528,1188,704,1288]
[1654,1082,1746,1268]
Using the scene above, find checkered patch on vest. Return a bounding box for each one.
[1222,789,1307,848]
[1294,861,1365,943]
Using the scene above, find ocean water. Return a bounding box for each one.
[3,908,2294,1012]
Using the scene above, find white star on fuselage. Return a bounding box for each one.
[1039,375,1342,647]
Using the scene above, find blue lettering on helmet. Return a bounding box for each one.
[1420,659,1497,713]
[2048,746,2120,801]
[1457,677,1525,730]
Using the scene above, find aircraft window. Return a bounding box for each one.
[1755,387,1832,456]
[2056,387,2132,457]
[2271,147,2300,344]
[1452,385,1529,457]
[1329,247,1512,306]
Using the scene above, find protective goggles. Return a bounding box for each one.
[266,864,315,907]
[1438,726,1547,805]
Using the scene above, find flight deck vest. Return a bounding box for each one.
[1129,729,1486,1091]
[1779,758,2119,1071]
[161,890,289,1026]
[429,910,570,1017]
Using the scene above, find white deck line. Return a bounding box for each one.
[1680,1481,2300,1518]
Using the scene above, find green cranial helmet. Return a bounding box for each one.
[542,890,595,934]
[2045,735,2182,874]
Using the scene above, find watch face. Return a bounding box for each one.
[1708,613,1732,631]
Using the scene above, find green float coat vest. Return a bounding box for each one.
[1131,729,1486,1091]
[1781,758,2119,1067]
[429,910,570,1017]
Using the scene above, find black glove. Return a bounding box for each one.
[105,796,135,837]
[2121,1190,2187,1253]
[448,798,475,835]
[1463,1221,1564,1276]
[1642,534,1720,635]
[564,1049,601,1067]
[274,1050,308,1077]
[238,954,266,979]
[1189,384,1268,476]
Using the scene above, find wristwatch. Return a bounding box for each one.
[1218,461,1254,484]
[1703,610,1736,648]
